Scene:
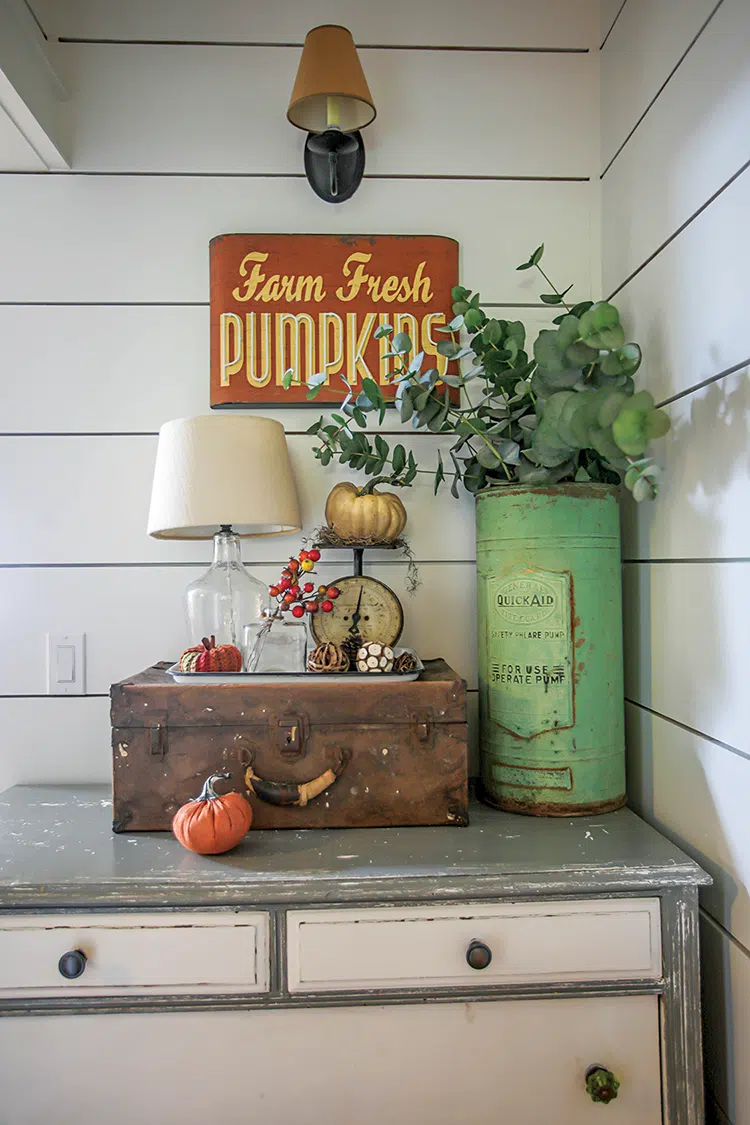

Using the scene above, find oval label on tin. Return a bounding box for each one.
[486,567,574,739]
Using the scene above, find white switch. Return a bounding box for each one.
[46,633,86,695]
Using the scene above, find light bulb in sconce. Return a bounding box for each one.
[147,415,301,647]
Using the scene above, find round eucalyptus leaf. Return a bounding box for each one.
[632,474,656,502]
[556,315,581,351]
[599,350,624,376]
[629,390,655,411]
[540,391,575,430]
[392,332,412,354]
[611,408,649,456]
[558,392,598,447]
[646,408,671,439]
[544,368,585,389]
[589,425,625,463]
[595,324,625,350]
[566,340,599,367]
[533,330,567,372]
[518,460,555,484]
[597,389,629,428]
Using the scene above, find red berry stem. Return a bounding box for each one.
[267,546,339,619]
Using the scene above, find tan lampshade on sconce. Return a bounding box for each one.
[147,415,301,539]
[287,24,376,134]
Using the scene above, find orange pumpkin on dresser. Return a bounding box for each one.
[179,635,242,673]
[172,772,252,854]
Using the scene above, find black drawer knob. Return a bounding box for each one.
[466,940,492,970]
[58,950,87,979]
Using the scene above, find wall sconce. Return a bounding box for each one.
[287,25,376,204]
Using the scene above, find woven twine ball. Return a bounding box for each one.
[356,642,395,674]
[394,651,418,675]
[307,642,350,674]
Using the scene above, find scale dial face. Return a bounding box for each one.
[310,575,404,648]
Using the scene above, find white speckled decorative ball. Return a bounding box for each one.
[356,642,394,673]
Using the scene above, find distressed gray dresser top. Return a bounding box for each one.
[0,784,709,908]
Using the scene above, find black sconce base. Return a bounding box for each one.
[303,129,365,204]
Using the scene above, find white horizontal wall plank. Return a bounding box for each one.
[621,369,750,560]
[0,306,556,434]
[701,912,750,1125]
[602,0,750,295]
[62,44,595,178]
[612,164,750,404]
[600,0,720,170]
[623,562,750,755]
[0,105,45,170]
[0,175,594,304]
[0,435,476,563]
[0,697,112,792]
[0,562,477,695]
[30,0,598,48]
[625,703,750,951]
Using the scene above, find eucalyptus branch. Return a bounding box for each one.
[533,263,573,311]
[284,245,668,501]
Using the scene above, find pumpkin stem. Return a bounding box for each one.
[201,635,216,651]
[358,477,394,496]
[193,771,232,802]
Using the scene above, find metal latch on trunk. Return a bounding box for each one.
[149,725,166,758]
[414,713,433,744]
[278,714,308,761]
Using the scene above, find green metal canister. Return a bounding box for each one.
[476,483,625,816]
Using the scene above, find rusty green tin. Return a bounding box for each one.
[476,483,625,816]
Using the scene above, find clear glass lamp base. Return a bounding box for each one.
[184,529,268,649]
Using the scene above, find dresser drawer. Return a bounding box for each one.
[287,899,661,992]
[0,995,663,1124]
[0,911,269,997]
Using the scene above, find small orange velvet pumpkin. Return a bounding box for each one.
[172,772,252,854]
[179,635,243,673]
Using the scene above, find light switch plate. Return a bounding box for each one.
[46,633,86,695]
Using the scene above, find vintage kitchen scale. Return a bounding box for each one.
[111,543,468,832]
[308,543,404,650]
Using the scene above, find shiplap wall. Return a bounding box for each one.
[599,2,750,1123]
[0,0,600,789]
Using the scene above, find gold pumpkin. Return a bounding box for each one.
[325,482,407,543]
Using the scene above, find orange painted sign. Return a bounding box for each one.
[209,234,459,407]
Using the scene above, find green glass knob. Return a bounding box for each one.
[585,1066,620,1104]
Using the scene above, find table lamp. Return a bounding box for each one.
[147,415,301,647]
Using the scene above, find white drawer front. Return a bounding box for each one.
[0,911,269,996]
[287,899,661,992]
[0,996,662,1124]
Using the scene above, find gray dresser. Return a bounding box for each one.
[0,784,709,1124]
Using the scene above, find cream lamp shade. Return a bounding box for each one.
[147,415,301,539]
[287,24,376,134]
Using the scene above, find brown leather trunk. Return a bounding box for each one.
[111,660,468,831]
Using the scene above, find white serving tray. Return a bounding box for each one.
[166,649,424,685]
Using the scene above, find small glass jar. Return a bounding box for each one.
[243,614,308,673]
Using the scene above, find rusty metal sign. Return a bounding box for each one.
[209,234,458,407]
